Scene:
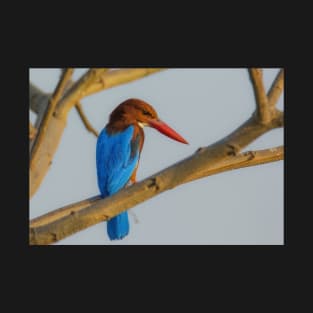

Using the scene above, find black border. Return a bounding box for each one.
[13,44,292,282]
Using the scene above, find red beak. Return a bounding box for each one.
[148,119,189,144]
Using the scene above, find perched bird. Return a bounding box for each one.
[96,98,188,240]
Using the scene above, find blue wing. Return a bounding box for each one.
[96,125,139,197]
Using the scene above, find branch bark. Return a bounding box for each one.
[29,145,283,245]
[84,68,165,97]
[184,146,283,183]
[54,69,108,119]
[249,68,271,124]
[268,69,284,108]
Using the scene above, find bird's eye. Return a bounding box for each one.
[142,110,150,116]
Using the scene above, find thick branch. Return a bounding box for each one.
[29,144,283,245]
[184,146,283,183]
[75,103,99,137]
[30,69,74,157]
[249,68,271,124]
[52,69,75,104]
[268,69,284,108]
[84,68,165,97]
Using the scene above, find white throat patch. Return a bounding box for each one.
[138,122,148,128]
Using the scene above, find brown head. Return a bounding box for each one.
[107,98,188,144]
[108,98,158,127]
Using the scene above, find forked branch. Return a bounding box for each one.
[29,68,164,197]
[249,68,271,124]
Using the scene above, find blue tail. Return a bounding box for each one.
[107,212,129,240]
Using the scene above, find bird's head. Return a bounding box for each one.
[109,98,188,144]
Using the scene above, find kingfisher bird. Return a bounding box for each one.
[96,98,188,240]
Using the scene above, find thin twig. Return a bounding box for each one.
[59,69,99,137]
[75,102,99,137]
[248,68,271,124]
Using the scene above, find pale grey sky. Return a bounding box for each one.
[29,68,284,245]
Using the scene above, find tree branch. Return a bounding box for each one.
[84,68,165,97]
[184,146,283,183]
[60,69,99,137]
[29,69,107,197]
[268,69,284,108]
[29,145,283,245]
[75,102,99,137]
[248,68,271,124]
[54,68,108,119]
[30,69,74,157]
